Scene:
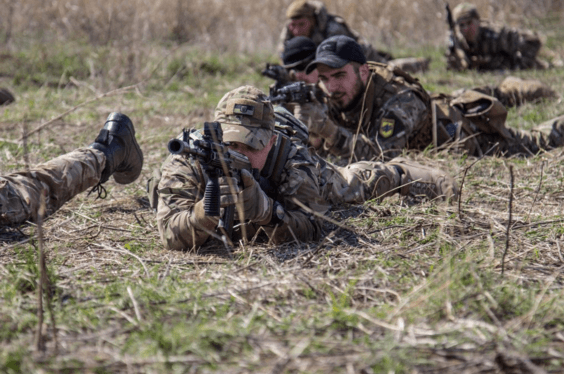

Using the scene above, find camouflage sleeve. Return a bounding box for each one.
[156,146,329,248]
[262,144,330,243]
[444,31,470,71]
[156,155,218,251]
[496,27,541,68]
[323,125,383,161]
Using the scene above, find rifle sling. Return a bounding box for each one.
[261,132,292,185]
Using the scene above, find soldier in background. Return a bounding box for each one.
[299,35,564,161]
[445,2,547,71]
[278,0,392,64]
[155,86,458,250]
[0,113,143,226]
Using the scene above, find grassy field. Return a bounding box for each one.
[1,1,564,373]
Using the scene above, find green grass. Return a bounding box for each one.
[1,31,564,373]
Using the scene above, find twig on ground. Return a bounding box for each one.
[96,244,150,278]
[525,161,545,223]
[457,143,498,219]
[127,286,143,322]
[501,165,514,277]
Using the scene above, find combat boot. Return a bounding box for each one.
[536,115,564,148]
[387,158,459,201]
[89,112,143,184]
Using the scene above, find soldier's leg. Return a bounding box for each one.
[0,112,143,226]
[387,158,459,201]
[490,126,552,157]
[534,115,564,149]
[0,148,105,225]
[322,159,458,205]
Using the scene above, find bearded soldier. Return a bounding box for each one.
[298,35,564,161]
[445,2,546,71]
[155,86,458,250]
[1,113,143,226]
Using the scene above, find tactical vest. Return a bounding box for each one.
[365,62,434,150]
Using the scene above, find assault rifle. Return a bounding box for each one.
[167,122,259,240]
[269,81,326,105]
[445,2,470,70]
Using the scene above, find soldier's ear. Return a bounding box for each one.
[359,64,370,84]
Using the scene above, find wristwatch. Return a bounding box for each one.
[270,201,285,225]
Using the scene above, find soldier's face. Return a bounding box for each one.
[458,17,479,43]
[317,63,369,111]
[228,135,277,171]
[288,17,315,37]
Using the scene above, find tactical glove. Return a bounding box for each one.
[236,169,273,225]
[190,175,241,229]
[294,102,339,144]
[218,176,240,207]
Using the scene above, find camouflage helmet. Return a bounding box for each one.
[453,3,480,22]
[214,85,275,150]
[286,0,315,19]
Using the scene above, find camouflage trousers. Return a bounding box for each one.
[321,159,458,204]
[471,119,564,157]
[0,148,105,226]
[321,161,401,204]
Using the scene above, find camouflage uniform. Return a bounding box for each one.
[306,62,563,160]
[155,86,457,251]
[311,62,433,161]
[278,0,390,63]
[451,76,557,108]
[0,149,104,225]
[445,4,544,71]
[0,113,143,227]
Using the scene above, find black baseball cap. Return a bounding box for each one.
[305,35,366,74]
[282,36,317,70]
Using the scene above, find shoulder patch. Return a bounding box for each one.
[379,118,395,138]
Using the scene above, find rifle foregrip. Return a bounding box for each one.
[204,176,221,216]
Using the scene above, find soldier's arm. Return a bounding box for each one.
[294,100,387,160]
[156,155,217,251]
[261,147,329,243]
[445,32,470,71]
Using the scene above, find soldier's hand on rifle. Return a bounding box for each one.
[219,176,241,207]
[294,102,339,144]
[191,175,241,227]
[236,169,273,224]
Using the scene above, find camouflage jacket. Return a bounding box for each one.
[446,22,542,71]
[325,62,432,161]
[277,1,388,63]
[156,131,330,250]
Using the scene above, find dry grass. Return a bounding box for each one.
[0,0,561,52]
[1,0,564,372]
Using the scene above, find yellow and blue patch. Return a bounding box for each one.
[379,118,395,138]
